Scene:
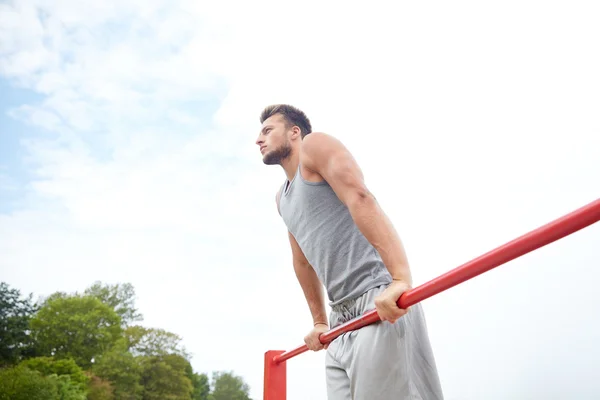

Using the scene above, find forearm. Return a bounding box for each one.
[293,261,329,326]
[347,192,413,285]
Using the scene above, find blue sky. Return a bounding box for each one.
[1,1,600,399]
[0,73,228,214]
[0,79,45,213]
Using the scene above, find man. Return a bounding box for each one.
[256,104,443,399]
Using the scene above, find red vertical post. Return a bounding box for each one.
[264,350,286,400]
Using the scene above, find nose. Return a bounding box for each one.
[256,134,264,146]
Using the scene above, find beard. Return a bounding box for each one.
[263,141,292,165]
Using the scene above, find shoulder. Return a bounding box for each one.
[301,132,353,171]
[301,132,346,165]
[301,132,340,153]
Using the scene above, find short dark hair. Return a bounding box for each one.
[260,104,312,138]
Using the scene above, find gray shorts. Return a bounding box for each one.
[325,284,444,400]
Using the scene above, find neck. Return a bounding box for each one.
[281,148,300,182]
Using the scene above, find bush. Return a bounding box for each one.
[20,357,89,392]
[0,365,58,400]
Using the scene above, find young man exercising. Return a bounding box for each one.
[256,104,444,399]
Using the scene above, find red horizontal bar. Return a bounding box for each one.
[274,197,600,364]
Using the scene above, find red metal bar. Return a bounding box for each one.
[264,350,286,400]
[273,197,600,364]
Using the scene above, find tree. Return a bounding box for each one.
[125,326,190,359]
[46,374,87,400]
[0,365,58,400]
[92,338,144,400]
[184,363,210,400]
[84,282,143,327]
[2,281,252,400]
[85,373,115,400]
[163,354,210,400]
[209,371,252,400]
[29,294,122,369]
[87,372,115,400]
[139,354,193,400]
[19,357,89,393]
[0,282,38,365]
[0,369,85,400]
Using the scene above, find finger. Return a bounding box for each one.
[381,313,394,323]
[390,310,404,322]
[395,306,409,314]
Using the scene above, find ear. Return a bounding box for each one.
[290,125,302,140]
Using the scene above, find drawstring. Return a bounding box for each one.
[331,299,359,326]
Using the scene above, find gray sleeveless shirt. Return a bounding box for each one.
[278,165,392,306]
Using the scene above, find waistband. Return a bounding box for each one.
[329,284,388,328]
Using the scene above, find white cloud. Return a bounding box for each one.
[1,0,600,399]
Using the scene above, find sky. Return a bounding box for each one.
[1,0,599,399]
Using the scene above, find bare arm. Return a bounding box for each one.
[301,132,412,285]
[288,231,329,326]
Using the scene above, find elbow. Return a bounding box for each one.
[346,187,377,211]
[293,257,312,269]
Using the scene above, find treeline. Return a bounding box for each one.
[0,281,252,400]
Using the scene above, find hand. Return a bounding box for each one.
[374,280,411,323]
[304,323,329,351]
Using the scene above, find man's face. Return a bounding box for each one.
[256,114,293,165]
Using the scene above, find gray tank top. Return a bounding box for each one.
[278,165,392,306]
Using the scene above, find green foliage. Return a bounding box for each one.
[0,365,58,400]
[0,282,38,365]
[184,364,210,400]
[29,295,122,369]
[125,326,190,359]
[0,357,88,400]
[92,339,144,400]
[84,282,143,327]
[0,282,253,400]
[139,355,193,400]
[20,357,89,392]
[209,371,252,400]
[46,374,86,400]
